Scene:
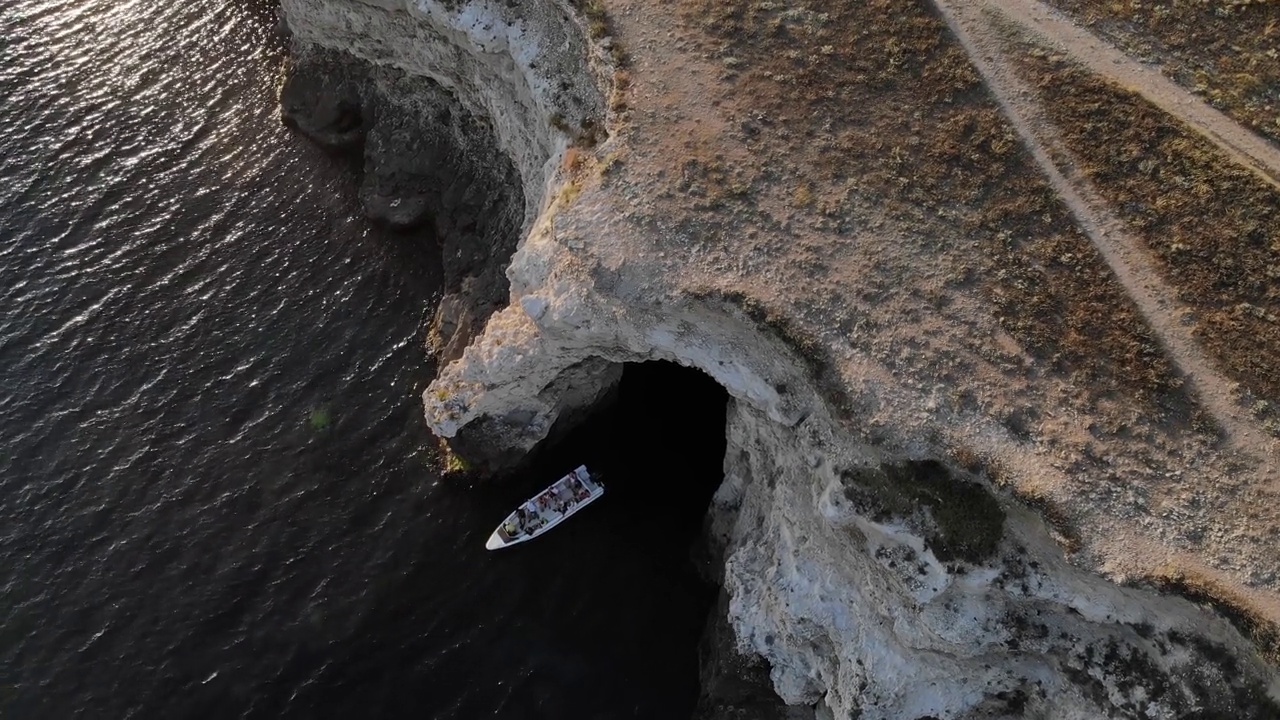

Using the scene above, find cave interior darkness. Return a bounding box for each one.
[481,359,734,717]
[527,359,731,556]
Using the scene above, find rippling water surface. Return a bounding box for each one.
[0,1,718,717]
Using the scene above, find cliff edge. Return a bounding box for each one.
[277,0,1280,716]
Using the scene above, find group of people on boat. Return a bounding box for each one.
[501,472,595,538]
[487,465,604,549]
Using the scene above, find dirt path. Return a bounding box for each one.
[980,0,1280,191]
[929,0,1280,468]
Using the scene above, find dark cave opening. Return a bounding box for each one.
[530,360,731,557]
[474,359,734,719]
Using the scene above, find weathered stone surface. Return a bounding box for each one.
[281,43,525,358]
[280,0,606,236]
[695,589,813,720]
[277,0,1280,716]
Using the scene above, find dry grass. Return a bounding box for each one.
[562,145,586,173]
[680,0,1186,414]
[1042,0,1280,146]
[609,70,630,113]
[674,154,757,212]
[572,0,629,66]
[555,178,582,207]
[1006,45,1280,404]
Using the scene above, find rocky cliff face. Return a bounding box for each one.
[277,0,1280,717]
[279,0,604,361]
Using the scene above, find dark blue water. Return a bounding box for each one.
[0,1,723,717]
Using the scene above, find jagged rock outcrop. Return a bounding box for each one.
[280,0,605,235]
[718,402,1277,718]
[281,44,526,358]
[421,227,1280,716]
[280,0,604,361]
[696,589,812,720]
[277,0,1280,716]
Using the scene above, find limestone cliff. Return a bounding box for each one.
[279,0,603,361]
[277,0,1280,716]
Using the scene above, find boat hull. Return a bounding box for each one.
[486,466,603,550]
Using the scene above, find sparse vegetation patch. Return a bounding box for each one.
[308,406,333,431]
[842,459,1006,563]
[571,0,629,67]
[1006,42,1280,404]
[1042,0,1280,147]
[680,0,1188,417]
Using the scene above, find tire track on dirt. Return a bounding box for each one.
[982,0,1280,192]
[930,0,1279,468]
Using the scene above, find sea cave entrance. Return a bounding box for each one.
[485,359,732,718]
[530,360,730,557]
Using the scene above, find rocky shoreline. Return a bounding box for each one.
[280,44,523,364]
[276,0,1280,716]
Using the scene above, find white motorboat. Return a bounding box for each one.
[485,465,604,550]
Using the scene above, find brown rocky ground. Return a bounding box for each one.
[605,0,1191,421]
[555,0,1280,661]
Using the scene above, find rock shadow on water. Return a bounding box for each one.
[272,361,761,719]
[280,46,524,364]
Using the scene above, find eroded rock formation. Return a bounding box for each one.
[280,0,603,361]
[277,0,1280,716]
